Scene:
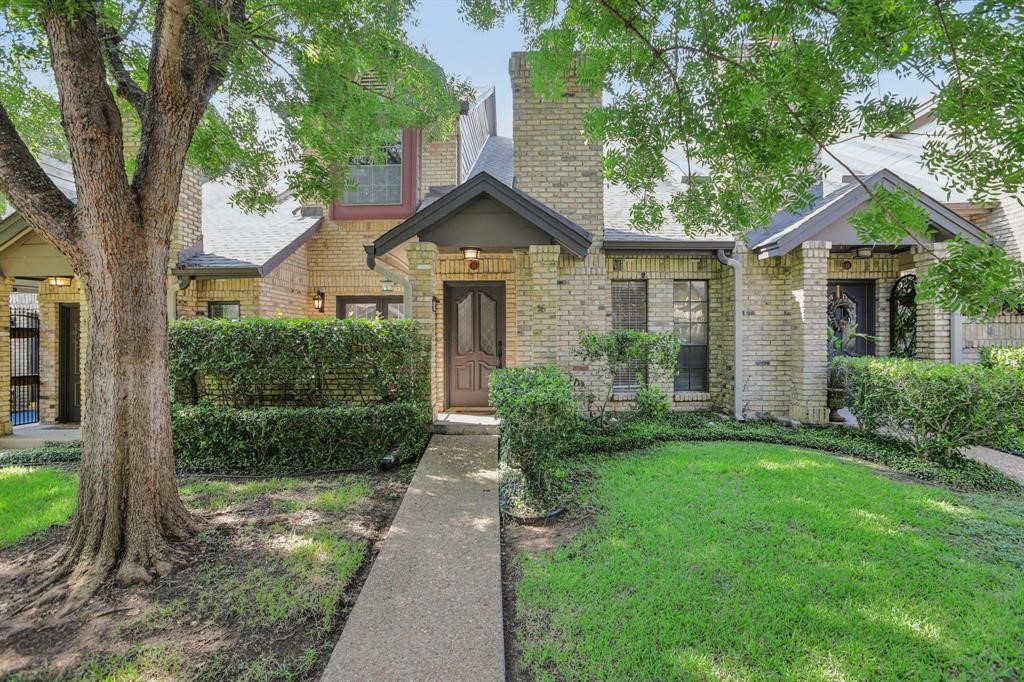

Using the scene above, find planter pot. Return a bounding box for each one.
[826,388,846,423]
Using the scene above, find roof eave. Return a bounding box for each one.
[603,239,735,256]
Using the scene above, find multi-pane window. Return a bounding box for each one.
[342,142,402,205]
[611,280,647,392]
[208,301,241,321]
[337,296,404,319]
[673,280,709,392]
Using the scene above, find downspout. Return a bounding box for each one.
[365,246,412,317]
[717,249,744,421]
[950,310,963,364]
[167,275,192,322]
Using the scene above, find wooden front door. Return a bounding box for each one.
[58,303,81,423]
[445,282,505,408]
[827,280,875,357]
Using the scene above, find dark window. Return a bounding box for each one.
[343,142,403,205]
[208,301,241,320]
[611,280,647,392]
[337,296,404,319]
[673,280,709,392]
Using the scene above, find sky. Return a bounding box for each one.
[407,1,526,137]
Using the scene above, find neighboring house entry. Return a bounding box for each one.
[444,282,504,409]
[58,303,81,423]
[9,307,40,426]
[827,281,875,356]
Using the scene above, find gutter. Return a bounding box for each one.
[365,245,412,318]
[950,310,963,364]
[717,249,744,421]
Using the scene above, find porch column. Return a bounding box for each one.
[407,242,439,411]
[528,245,560,365]
[789,241,830,424]
[912,244,951,362]
[0,277,13,435]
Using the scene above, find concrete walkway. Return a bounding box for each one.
[321,434,503,682]
[965,446,1024,485]
[0,423,80,451]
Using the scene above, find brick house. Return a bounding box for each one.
[0,52,1021,432]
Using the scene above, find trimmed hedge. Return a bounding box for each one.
[980,345,1024,371]
[171,403,430,474]
[558,412,1021,495]
[834,356,1024,463]
[489,366,580,493]
[169,318,430,407]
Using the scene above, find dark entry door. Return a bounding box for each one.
[58,303,81,423]
[827,281,875,357]
[445,283,504,408]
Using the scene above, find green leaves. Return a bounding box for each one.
[916,238,1024,317]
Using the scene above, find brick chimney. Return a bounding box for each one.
[509,52,604,248]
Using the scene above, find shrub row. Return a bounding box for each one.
[834,356,1024,463]
[980,345,1024,371]
[170,403,431,474]
[169,318,430,407]
[559,412,1021,495]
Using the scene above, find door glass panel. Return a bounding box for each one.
[387,303,404,319]
[457,293,474,355]
[479,293,496,356]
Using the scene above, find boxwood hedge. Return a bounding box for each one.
[171,403,430,474]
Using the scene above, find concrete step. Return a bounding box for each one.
[430,420,499,436]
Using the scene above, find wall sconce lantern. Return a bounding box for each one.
[46,276,73,287]
[853,246,873,260]
[460,246,481,261]
[431,296,439,313]
[313,289,325,313]
[381,277,394,292]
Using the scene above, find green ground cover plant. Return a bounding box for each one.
[513,441,1024,680]
[0,466,78,547]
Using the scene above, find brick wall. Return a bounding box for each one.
[420,135,459,196]
[176,277,261,319]
[509,52,604,248]
[0,277,13,434]
[307,219,404,315]
[963,313,1024,362]
[171,168,204,265]
[259,246,309,317]
[977,192,1024,260]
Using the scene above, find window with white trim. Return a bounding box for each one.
[673,280,709,392]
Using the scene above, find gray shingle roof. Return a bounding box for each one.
[467,135,513,186]
[177,180,322,274]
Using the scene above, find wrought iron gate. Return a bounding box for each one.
[10,307,40,426]
[889,274,917,358]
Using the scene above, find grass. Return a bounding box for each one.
[514,441,1024,681]
[0,466,78,547]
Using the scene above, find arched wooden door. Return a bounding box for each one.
[444,282,505,408]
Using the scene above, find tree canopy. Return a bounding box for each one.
[462,0,1024,317]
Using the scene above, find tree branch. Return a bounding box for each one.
[96,4,147,117]
[0,101,77,249]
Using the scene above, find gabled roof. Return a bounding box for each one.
[367,171,593,265]
[749,168,991,258]
[173,180,323,278]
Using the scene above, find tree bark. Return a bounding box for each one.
[49,212,195,596]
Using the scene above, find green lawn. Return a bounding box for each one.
[0,466,78,547]
[515,441,1024,681]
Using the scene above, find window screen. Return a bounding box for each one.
[673,280,709,391]
[208,301,241,321]
[611,280,647,391]
[343,142,402,205]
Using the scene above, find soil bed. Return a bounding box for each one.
[0,466,413,681]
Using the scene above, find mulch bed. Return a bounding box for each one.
[0,467,413,681]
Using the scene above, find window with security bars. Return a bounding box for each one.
[673,280,709,392]
[611,280,647,392]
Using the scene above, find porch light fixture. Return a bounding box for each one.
[853,246,873,260]
[46,276,72,287]
[460,246,481,261]
[381,277,394,292]
[313,289,325,313]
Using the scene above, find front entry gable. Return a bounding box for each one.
[750,169,992,259]
[365,171,593,267]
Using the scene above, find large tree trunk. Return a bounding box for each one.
[50,212,194,596]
